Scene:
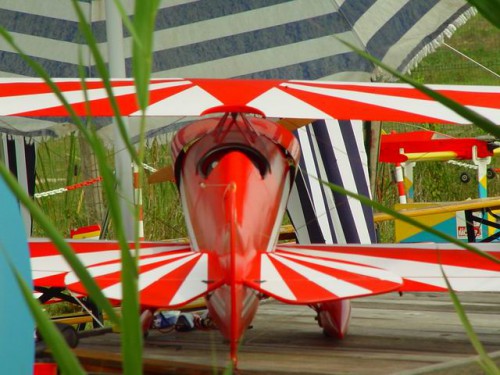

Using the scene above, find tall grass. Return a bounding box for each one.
[32,136,187,240]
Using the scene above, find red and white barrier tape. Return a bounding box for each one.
[34,163,157,199]
[34,177,103,198]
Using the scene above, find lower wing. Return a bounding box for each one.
[245,243,500,304]
[30,238,221,308]
[32,239,500,307]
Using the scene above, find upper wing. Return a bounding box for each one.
[1,78,499,124]
[31,238,221,308]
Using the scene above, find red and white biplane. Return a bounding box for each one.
[3,78,500,367]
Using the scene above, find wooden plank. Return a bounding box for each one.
[64,292,500,374]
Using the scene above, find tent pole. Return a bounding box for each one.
[365,120,381,199]
[13,136,32,235]
[105,1,135,240]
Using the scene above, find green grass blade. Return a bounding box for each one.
[112,0,142,46]
[441,267,500,374]
[70,2,144,371]
[132,0,160,110]
[131,1,161,211]
[467,0,500,30]
[120,2,163,372]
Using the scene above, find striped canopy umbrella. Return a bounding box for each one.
[0,0,477,245]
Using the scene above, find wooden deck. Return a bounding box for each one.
[61,292,500,374]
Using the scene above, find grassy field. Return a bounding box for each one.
[32,13,500,243]
[410,15,499,85]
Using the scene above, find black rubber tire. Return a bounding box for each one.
[460,172,471,183]
[55,323,79,348]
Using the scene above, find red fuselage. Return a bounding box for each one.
[171,113,300,362]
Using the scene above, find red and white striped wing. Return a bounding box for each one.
[30,238,190,288]
[65,249,218,308]
[277,243,500,292]
[1,78,499,124]
[245,248,403,304]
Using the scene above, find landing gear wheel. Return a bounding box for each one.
[460,172,471,183]
[36,323,79,348]
[56,323,79,348]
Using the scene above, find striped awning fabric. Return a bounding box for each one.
[0,0,475,244]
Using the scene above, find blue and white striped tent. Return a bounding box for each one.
[0,0,475,245]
